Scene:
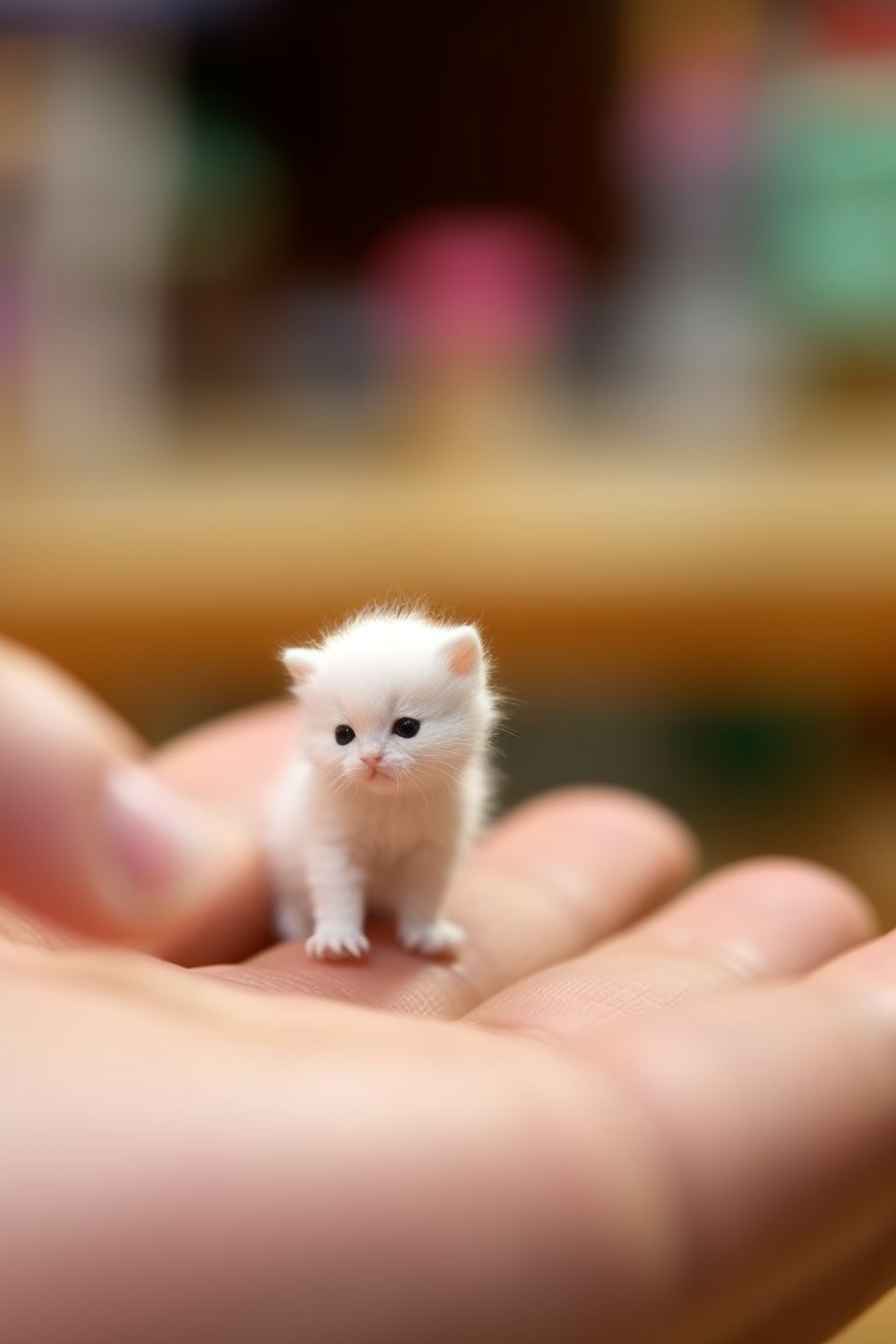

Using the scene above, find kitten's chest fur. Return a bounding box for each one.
[340,786,456,866]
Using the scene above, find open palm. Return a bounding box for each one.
[1,642,894,1344]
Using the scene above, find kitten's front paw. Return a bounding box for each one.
[306,926,370,961]
[398,918,466,958]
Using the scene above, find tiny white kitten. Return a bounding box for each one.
[266,609,497,960]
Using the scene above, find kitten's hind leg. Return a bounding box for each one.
[398,916,466,958]
[393,847,465,959]
[266,848,312,943]
[271,899,311,944]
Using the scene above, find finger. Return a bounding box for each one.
[152,700,294,826]
[587,975,896,1342]
[0,640,265,963]
[472,858,874,1034]
[0,894,76,949]
[814,925,896,995]
[212,789,697,1016]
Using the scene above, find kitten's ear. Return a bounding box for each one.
[441,625,483,680]
[280,647,319,690]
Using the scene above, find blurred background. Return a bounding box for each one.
[2,3,896,1334]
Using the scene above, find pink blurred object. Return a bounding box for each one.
[623,60,756,177]
[365,212,575,370]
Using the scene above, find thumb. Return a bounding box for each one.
[0,640,264,962]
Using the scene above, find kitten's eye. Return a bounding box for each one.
[334,724,355,746]
[392,717,421,739]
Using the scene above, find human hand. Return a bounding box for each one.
[2,641,894,1344]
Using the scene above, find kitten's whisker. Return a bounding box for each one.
[422,762,464,787]
[404,766,430,818]
[331,773,355,799]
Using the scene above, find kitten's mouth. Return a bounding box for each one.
[363,765,396,787]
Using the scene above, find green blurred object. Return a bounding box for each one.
[177,108,286,282]
[676,707,842,806]
[497,700,844,819]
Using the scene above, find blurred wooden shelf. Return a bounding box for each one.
[838,1291,896,1342]
[4,453,896,698]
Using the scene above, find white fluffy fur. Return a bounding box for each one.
[266,609,497,959]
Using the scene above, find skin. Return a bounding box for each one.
[2,638,896,1343]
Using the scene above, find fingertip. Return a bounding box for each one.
[0,639,141,759]
[153,700,295,823]
[707,857,878,948]
[0,640,270,960]
[641,856,877,984]
[483,787,699,892]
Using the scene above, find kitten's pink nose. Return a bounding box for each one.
[361,752,383,770]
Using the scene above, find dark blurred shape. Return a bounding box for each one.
[256,289,381,395]
[1,0,249,26]
[217,1,625,277]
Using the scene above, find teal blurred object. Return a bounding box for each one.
[762,83,896,342]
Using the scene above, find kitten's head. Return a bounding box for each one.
[281,611,493,794]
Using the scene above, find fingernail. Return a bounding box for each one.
[100,765,227,919]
